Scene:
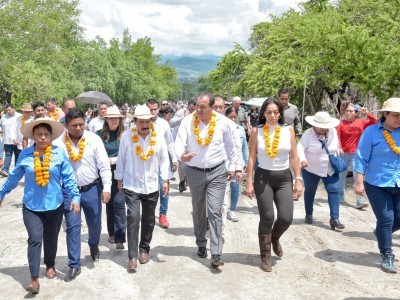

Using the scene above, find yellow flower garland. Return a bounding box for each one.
[34,145,52,187]
[263,125,281,158]
[383,130,400,154]
[65,134,86,162]
[131,124,156,160]
[193,112,216,146]
[49,109,59,121]
[21,116,25,125]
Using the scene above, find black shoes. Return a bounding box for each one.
[178,180,186,193]
[329,218,345,230]
[211,254,224,267]
[305,214,313,224]
[64,267,81,282]
[197,246,207,258]
[90,246,100,261]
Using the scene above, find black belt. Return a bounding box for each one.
[187,161,224,172]
[78,178,100,192]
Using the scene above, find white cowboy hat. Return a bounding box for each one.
[305,112,340,129]
[377,98,400,113]
[103,105,124,118]
[20,117,64,140]
[132,104,155,120]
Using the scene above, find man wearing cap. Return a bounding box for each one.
[278,88,302,136]
[88,102,108,133]
[0,103,22,177]
[115,104,169,271]
[337,103,377,208]
[175,92,238,267]
[46,97,64,122]
[146,99,178,228]
[54,108,111,282]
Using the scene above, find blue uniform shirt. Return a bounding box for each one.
[354,121,400,187]
[0,145,80,211]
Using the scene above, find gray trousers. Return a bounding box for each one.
[186,162,227,255]
[124,189,159,259]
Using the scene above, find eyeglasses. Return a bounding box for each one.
[162,103,168,106]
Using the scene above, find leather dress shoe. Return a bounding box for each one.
[178,180,187,193]
[25,282,40,294]
[90,246,100,261]
[211,254,224,267]
[45,267,56,279]
[64,267,81,282]
[128,258,137,271]
[139,252,150,264]
[197,246,207,258]
[305,214,313,224]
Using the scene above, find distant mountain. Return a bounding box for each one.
[160,55,221,82]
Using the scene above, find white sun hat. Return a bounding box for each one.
[305,111,340,129]
[132,104,155,120]
[104,105,124,118]
[20,117,65,140]
[377,98,400,113]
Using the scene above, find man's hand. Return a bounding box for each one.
[69,202,80,215]
[181,150,196,162]
[235,171,243,183]
[162,181,169,197]
[117,180,125,195]
[226,171,234,181]
[102,192,111,204]
[172,162,178,172]
[301,160,308,168]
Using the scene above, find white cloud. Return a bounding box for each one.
[78,0,301,56]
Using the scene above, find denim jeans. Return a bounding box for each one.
[364,182,400,254]
[230,179,240,211]
[302,169,340,219]
[338,152,365,204]
[159,175,169,215]
[3,144,20,173]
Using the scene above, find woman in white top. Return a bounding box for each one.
[246,98,302,272]
[297,112,344,230]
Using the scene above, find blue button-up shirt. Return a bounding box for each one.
[0,145,80,211]
[354,121,400,187]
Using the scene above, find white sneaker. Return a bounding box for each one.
[227,211,239,222]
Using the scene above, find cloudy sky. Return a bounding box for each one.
[78,0,302,56]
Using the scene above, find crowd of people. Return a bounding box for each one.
[0,93,399,294]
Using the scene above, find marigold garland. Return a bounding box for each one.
[193,112,216,146]
[131,124,156,160]
[34,145,52,187]
[49,109,59,121]
[383,130,400,154]
[65,134,86,162]
[263,125,281,158]
[21,116,25,125]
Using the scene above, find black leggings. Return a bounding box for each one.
[254,168,293,237]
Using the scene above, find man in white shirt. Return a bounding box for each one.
[115,104,169,271]
[175,92,238,267]
[54,108,111,282]
[146,99,178,229]
[88,102,108,133]
[232,96,247,129]
[0,103,22,177]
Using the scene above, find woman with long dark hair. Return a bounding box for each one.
[246,98,302,272]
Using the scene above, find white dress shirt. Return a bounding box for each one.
[0,112,21,144]
[153,117,177,163]
[297,128,339,177]
[16,115,33,150]
[175,112,237,171]
[54,131,112,192]
[88,117,104,133]
[114,127,169,194]
[225,116,243,171]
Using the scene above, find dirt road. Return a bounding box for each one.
[0,175,399,299]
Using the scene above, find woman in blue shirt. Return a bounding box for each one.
[354,98,400,274]
[0,118,80,294]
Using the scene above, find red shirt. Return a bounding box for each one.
[337,113,377,153]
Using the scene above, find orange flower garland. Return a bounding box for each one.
[33,145,52,187]
[131,124,156,160]
[65,134,86,162]
[21,116,25,125]
[263,125,281,158]
[383,130,400,154]
[49,109,59,121]
[193,112,216,146]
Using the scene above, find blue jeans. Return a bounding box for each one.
[302,169,340,219]
[159,175,169,215]
[338,152,364,204]
[364,182,400,254]
[230,180,239,211]
[3,144,20,173]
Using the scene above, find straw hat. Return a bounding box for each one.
[305,112,340,129]
[377,98,400,113]
[21,103,33,112]
[20,118,64,140]
[104,105,124,118]
[132,104,155,120]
